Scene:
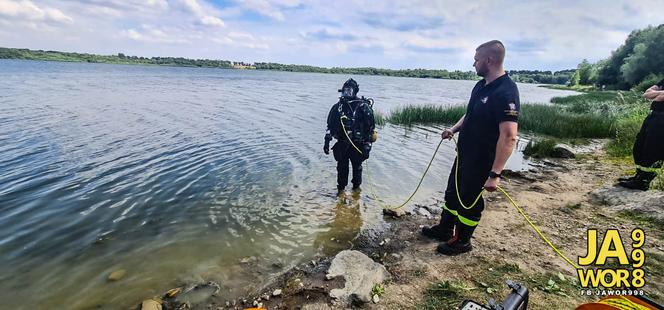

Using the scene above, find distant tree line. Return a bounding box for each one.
[0,48,234,68]
[508,69,575,85]
[0,47,572,84]
[569,24,664,91]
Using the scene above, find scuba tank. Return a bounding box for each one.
[337,96,377,144]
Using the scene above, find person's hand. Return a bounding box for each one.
[441,129,455,140]
[645,85,660,93]
[323,141,330,155]
[484,177,500,192]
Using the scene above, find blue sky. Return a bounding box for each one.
[0,0,661,70]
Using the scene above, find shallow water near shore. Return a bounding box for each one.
[0,60,578,308]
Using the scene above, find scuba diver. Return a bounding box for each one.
[324,78,376,196]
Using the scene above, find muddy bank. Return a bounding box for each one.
[138,150,664,309]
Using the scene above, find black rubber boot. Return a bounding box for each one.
[618,170,654,191]
[422,209,456,242]
[437,223,476,255]
[618,175,636,182]
[618,178,650,191]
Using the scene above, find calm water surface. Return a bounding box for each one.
[0,60,578,309]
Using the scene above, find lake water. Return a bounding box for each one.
[0,60,578,309]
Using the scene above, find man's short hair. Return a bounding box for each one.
[476,40,505,64]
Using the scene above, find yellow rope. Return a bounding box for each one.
[340,116,442,211]
[496,186,579,269]
[338,117,578,269]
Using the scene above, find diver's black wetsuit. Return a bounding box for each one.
[326,97,375,191]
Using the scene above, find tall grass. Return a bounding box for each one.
[387,104,615,138]
[605,108,649,156]
[387,104,465,125]
[374,110,386,126]
[519,104,615,138]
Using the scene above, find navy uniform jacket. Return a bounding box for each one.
[457,74,520,168]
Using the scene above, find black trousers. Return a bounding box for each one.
[332,141,364,190]
[442,157,491,228]
[633,111,664,178]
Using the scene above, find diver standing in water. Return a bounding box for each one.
[324,78,376,196]
[422,40,520,255]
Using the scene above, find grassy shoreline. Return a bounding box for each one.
[377,90,662,189]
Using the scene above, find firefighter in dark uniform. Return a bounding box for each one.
[422,40,521,255]
[324,78,375,195]
[618,79,664,190]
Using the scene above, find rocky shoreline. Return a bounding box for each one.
[135,147,664,310]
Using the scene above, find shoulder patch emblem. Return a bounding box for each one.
[508,103,516,110]
[481,96,489,104]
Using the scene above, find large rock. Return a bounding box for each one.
[592,186,664,221]
[552,144,575,159]
[326,250,390,305]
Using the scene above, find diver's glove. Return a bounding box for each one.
[324,133,332,155]
[362,143,372,160]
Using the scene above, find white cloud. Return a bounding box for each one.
[1,0,663,70]
[0,0,73,24]
[176,0,225,27]
[120,25,189,44]
[235,0,285,21]
[201,15,225,27]
[213,31,269,49]
[180,0,204,15]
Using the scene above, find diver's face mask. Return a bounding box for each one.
[341,87,355,99]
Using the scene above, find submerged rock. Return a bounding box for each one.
[174,281,220,306]
[141,299,162,310]
[107,269,126,281]
[326,250,390,305]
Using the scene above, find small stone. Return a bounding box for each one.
[240,256,257,264]
[262,294,270,301]
[499,247,507,252]
[272,289,282,296]
[253,300,259,306]
[108,269,126,281]
[311,260,317,266]
[373,294,380,304]
[225,301,230,307]
[390,253,401,260]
